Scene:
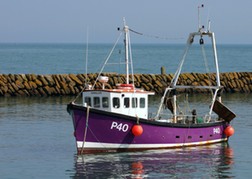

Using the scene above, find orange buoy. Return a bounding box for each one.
[132,125,143,136]
[224,125,235,137]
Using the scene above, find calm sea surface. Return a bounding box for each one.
[0,43,252,178]
[0,43,251,74]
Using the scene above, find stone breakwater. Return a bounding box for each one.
[0,72,251,97]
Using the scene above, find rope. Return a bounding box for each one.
[183,93,191,115]
[201,43,214,96]
[81,107,108,150]
[171,43,192,87]
[81,106,90,154]
[71,86,86,103]
[136,115,140,124]
[183,123,192,147]
[87,127,108,149]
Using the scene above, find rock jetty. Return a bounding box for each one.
[0,72,251,97]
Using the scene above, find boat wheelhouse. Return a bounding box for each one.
[82,83,154,119]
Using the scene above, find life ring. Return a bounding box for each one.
[117,83,134,89]
[120,84,134,88]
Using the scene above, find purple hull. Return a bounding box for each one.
[68,103,229,154]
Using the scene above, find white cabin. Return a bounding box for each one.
[82,86,154,119]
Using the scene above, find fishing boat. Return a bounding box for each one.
[67,14,236,154]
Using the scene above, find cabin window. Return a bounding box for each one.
[140,98,145,108]
[124,98,130,108]
[93,97,100,108]
[113,97,120,108]
[84,97,91,106]
[132,97,138,108]
[102,97,109,108]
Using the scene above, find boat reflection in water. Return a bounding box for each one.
[71,143,234,178]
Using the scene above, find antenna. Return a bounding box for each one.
[206,7,211,32]
[207,20,211,32]
[123,18,130,84]
[85,26,89,86]
[198,4,204,32]
[123,17,126,27]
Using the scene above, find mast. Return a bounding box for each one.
[123,19,130,84]
[211,32,221,88]
[207,31,221,119]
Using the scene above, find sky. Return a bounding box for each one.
[0,0,251,44]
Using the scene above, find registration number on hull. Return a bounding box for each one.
[213,127,220,134]
[110,121,129,132]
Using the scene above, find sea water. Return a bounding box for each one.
[0,43,251,75]
[0,43,252,178]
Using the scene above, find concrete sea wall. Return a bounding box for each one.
[0,72,251,97]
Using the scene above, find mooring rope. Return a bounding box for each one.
[81,106,90,154]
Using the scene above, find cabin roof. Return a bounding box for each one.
[83,89,155,95]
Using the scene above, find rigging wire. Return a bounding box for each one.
[71,27,90,103]
[154,42,192,120]
[128,29,135,86]
[200,40,214,97]
[129,28,184,41]
[92,32,123,89]
[128,29,139,116]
